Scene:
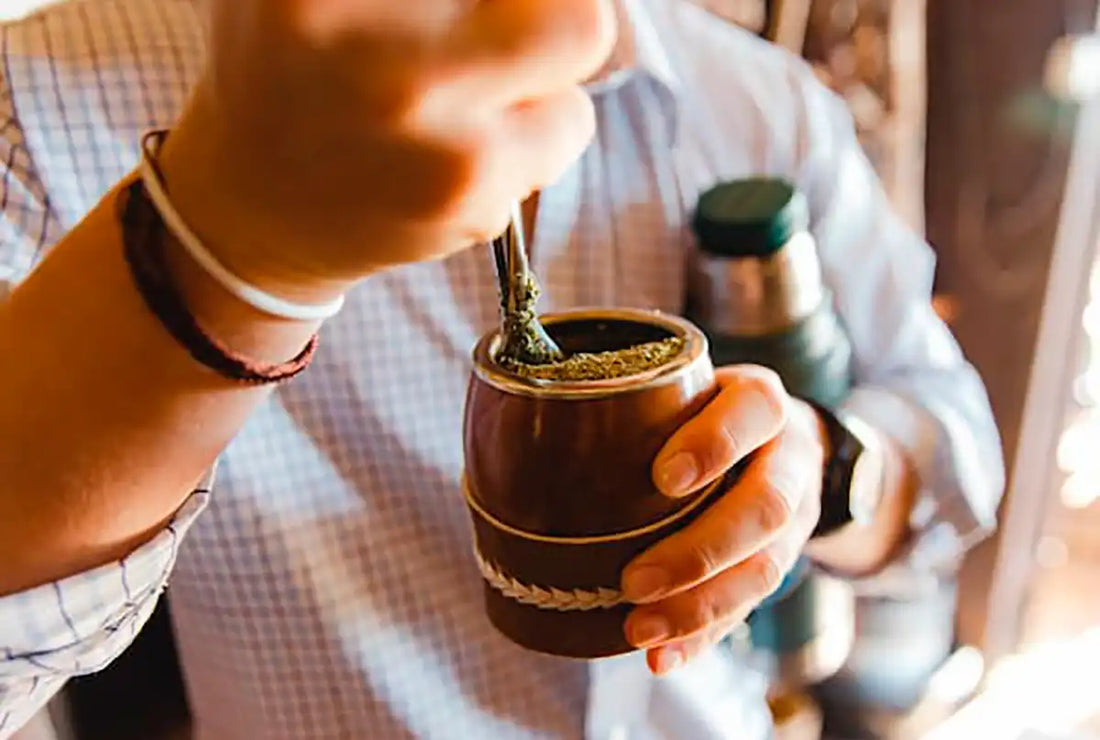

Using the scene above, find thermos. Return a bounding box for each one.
[687,178,852,405]
[686,178,857,689]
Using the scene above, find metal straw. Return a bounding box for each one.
[491,202,563,365]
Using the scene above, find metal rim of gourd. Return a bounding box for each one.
[473,307,711,399]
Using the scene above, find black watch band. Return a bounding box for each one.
[804,400,867,539]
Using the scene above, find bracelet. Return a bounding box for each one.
[119,176,318,384]
[138,130,345,322]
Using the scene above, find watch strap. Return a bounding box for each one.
[803,400,865,539]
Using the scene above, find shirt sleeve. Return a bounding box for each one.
[0,490,210,740]
[788,61,1006,584]
[0,62,211,740]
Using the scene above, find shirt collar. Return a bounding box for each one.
[584,0,681,142]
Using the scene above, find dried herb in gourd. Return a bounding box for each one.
[499,336,685,382]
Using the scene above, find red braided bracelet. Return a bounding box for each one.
[118,177,318,384]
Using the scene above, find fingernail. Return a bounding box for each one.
[655,647,684,674]
[657,452,698,497]
[627,614,672,647]
[622,565,671,603]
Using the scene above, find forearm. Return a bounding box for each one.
[0,173,317,595]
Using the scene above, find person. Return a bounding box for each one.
[0,0,1003,738]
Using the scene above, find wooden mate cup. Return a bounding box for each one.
[462,308,728,658]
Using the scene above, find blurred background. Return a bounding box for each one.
[4,0,1100,739]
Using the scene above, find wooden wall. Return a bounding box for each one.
[924,0,1099,651]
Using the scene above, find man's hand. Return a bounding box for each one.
[620,366,826,674]
[158,0,616,303]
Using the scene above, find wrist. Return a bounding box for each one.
[156,102,355,309]
[804,415,915,575]
[156,218,323,366]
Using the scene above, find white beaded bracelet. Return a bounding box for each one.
[138,131,346,322]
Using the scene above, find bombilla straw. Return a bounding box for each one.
[505,201,527,317]
[491,201,563,365]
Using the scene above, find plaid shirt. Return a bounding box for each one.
[0,1,1004,738]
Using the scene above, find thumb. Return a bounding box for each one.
[652,366,788,497]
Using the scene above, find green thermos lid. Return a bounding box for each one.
[692,178,810,258]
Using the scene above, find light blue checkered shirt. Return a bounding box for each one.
[0,1,1003,737]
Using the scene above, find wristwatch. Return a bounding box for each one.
[808,403,886,539]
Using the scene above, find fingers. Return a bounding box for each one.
[625,554,777,649]
[381,1,607,237]
[445,0,617,106]
[626,490,821,672]
[623,402,822,604]
[445,87,596,244]
[645,619,743,675]
[258,0,610,243]
[498,88,597,200]
[652,366,787,498]
[279,0,614,128]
